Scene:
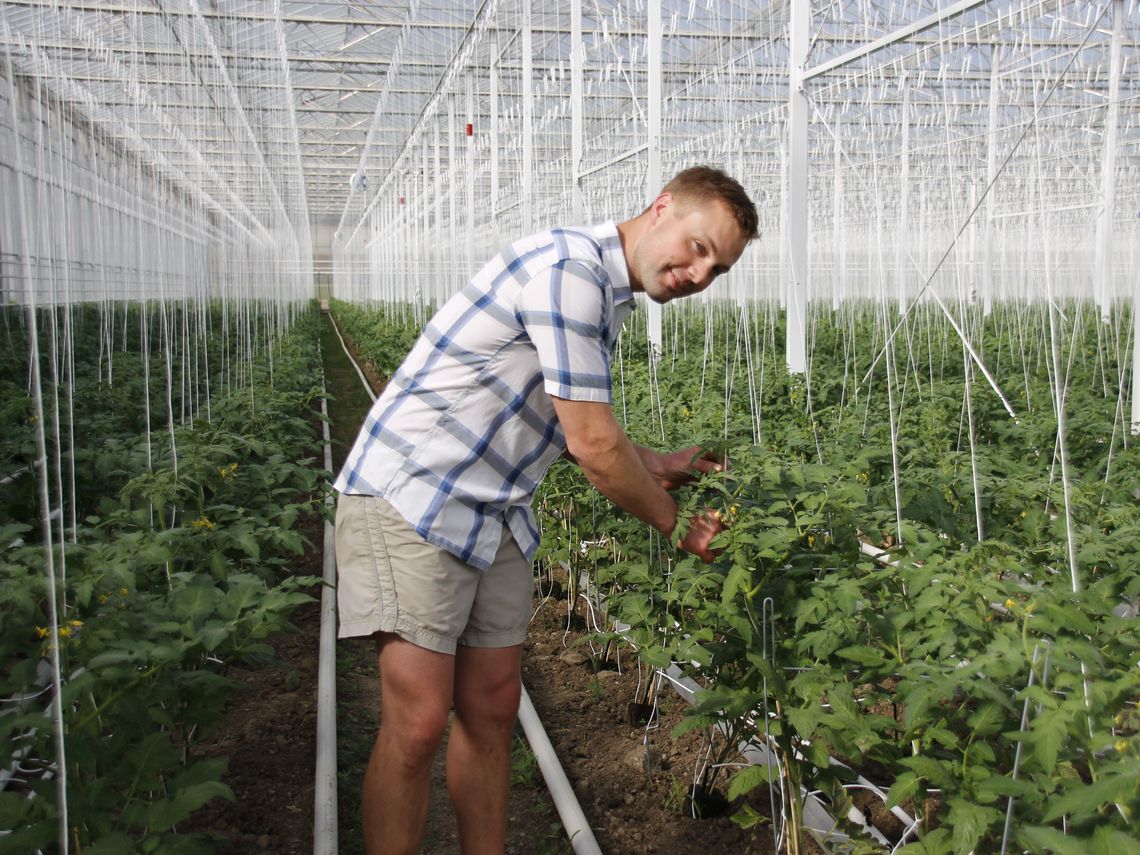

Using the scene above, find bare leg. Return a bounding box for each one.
[363,633,455,855]
[446,645,523,855]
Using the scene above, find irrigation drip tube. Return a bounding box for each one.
[328,311,602,854]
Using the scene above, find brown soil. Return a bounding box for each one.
[521,595,822,855]
[181,513,325,854]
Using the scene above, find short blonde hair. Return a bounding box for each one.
[661,166,760,242]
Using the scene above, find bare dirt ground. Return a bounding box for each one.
[520,594,817,855]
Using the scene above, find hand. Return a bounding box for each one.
[676,509,726,563]
[652,445,727,491]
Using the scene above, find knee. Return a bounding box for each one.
[456,674,521,732]
[381,707,449,772]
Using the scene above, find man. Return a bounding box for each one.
[334,165,759,854]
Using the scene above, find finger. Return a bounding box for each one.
[696,449,728,472]
[691,458,721,476]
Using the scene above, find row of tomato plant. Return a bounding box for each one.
[549,300,1139,854]
[332,297,1138,853]
[1,301,328,853]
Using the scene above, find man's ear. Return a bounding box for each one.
[648,192,672,224]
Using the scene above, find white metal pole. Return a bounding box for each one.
[571,0,584,224]
[466,71,475,270]
[1132,270,1139,434]
[449,94,458,287]
[646,0,662,360]
[1094,0,1123,322]
[425,134,434,300]
[832,138,842,310]
[433,121,442,294]
[522,0,534,234]
[984,45,1001,315]
[490,33,499,247]
[786,0,808,375]
[895,73,910,314]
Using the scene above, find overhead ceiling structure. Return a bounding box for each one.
[0,1,1137,308]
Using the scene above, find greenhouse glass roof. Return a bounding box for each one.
[2,1,1135,226]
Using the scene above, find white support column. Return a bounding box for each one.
[1095,0,1123,323]
[786,0,808,375]
[983,45,1001,315]
[571,0,584,224]
[432,123,441,295]
[466,71,475,270]
[522,1,534,234]
[490,33,499,246]
[448,94,458,287]
[778,141,788,308]
[895,73,910,314]
[1133,268,1139,434]
[645,0,662,360]
[424,137,430,300]
[832,138,842,310]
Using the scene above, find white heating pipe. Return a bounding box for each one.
[313,364,338,855]
[517,687,603,855]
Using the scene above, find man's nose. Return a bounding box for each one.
[690,258,715,286]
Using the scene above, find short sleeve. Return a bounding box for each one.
[516,259,613,402]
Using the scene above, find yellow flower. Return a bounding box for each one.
[34,626,49,639]
[58,626,71,638]
[218,463,239,479]
[1116,740,1130,754]
[1005,598,1016,610]
[69,620,83,628]
[119,587,130,597]
[192,517,216,530]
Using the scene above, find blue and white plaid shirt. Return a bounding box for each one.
[334,222,635,571]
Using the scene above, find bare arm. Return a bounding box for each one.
[553,397,677,535]
[552,397,723,561]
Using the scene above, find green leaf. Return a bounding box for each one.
[897,827,952,853]
[836,644,885,666]
[144,780,234,830]
[947,797,1001,854]
[729,802,770,830]
[1015,825,1087,855]
[727,763,775,801]
[967,701,1006,737]
[1042,767,1140,823]
[198,621,233,651]
[83,831,136,854]
[886,771,920,808]
[899,755,954,789]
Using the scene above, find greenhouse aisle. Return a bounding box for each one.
[319,312,574,855]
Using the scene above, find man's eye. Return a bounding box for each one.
[695,242,705,254]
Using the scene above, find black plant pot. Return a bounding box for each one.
[685,784,729,819]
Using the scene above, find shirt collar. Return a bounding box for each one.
[592,221,634,308]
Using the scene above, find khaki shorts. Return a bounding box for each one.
[334,494,533,654]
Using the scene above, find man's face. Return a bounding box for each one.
[630,194,748,304]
